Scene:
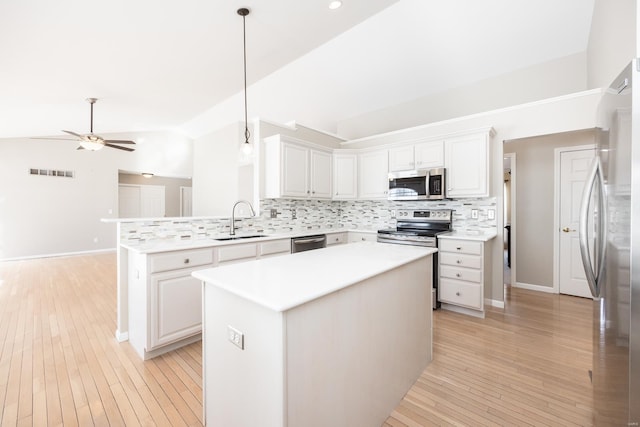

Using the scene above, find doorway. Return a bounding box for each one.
[503,153,515,289]
[555,145,595,298]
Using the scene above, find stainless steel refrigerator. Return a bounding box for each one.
[580,59,639,425]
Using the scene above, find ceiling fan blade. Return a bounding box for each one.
[105,143,135,152]
[62,130,84,139]
[104,139,136,144]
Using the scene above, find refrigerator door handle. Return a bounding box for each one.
[595,159,607,289]
[579,157,601,298]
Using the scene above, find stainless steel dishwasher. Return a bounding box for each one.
[291,234,327,253]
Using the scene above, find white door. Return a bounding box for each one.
[140,185,166,217]
[559,148,595,298]
[118,185,141,218]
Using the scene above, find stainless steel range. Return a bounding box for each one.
[377,209,453,309]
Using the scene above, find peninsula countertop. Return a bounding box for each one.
[192,242,437,312]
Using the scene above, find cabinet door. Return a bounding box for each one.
[388,145,415,172]
[358,150,389,199]
[333,154,358,199]
[281,142,310,198]
[150,270,203,349]
[415,140,444,169]
[310,149,332,199]
[445,134,489,198]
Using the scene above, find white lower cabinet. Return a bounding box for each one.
[150,268,204,349]
[326,232,348,245]
[129,247,214,360]
[348,231,377,243]
[438,238,487,316]
[128,238,292,360]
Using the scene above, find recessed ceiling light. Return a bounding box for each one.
[329,1,342,10]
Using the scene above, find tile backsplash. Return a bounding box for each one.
[120,198,497,245]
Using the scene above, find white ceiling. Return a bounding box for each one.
[0,0,594,140]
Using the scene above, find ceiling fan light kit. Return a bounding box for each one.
[32,97,137,152]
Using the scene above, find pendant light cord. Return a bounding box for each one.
[239,8,251,145]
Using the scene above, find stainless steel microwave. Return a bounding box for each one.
[388,168,446,200]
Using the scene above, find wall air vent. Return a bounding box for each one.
[29,168,74,178]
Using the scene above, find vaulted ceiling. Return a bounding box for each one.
[0,0,594,140]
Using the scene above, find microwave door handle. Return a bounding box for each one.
[578,157,600,298]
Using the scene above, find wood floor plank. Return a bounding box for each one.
[0,253,596,426]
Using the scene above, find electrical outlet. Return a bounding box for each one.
[471,209,478,219]
[390,210,396,218]
[227,325,244,350]
[487,209,495,220]
[270,208,279,219]
[291,209,297,220]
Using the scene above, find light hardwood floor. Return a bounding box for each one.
[0,253,593,426]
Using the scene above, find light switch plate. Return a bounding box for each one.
[471,209,478,219]
[487,209,495,220]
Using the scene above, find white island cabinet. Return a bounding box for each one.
[193,242,434,427]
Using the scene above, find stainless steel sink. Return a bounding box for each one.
[213,234,267,241]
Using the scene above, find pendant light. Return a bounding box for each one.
[238,7,252,155]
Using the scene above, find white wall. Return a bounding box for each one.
[0,130,192,260]
[337,52,589,140]
[587,0,636,89]
[192,122,243,217]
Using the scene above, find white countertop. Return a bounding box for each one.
[438,230,497,242]
[192,242,436,312]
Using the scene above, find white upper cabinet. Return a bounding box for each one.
[358,149,389,199]
[333,153,358,200]
[415,140,444,169]
[264,135,332,199]
[388,140,444,172]
[444,132,490,198]
[388,145,415,171]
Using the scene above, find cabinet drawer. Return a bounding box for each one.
[326,232,347,245]
[439,239,482,255]
[259,239,291,257]
[439,279,482,309]
[440,265,482,283]
[440,252,481,269]
[217,243,257,263]
[149,248,214,273]
[348,232,376,243]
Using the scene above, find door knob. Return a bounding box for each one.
[562,227,575,233]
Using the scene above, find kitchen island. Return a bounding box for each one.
[193,242,435,427]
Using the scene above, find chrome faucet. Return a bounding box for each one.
[230,200,255,235]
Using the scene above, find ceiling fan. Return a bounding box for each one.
[35,98,136,152]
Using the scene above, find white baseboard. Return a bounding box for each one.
[485,298,505,309]
[0,248,116,262]
[115,330,129,342]
[513,282,556,294]
[440,303,485,318]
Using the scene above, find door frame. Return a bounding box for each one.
[552,144,596,294]
[503,152,516,292]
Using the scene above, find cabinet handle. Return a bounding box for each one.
[456,247,462,250]
[456,273,461,278]
[456,292,461,296]
[307,190,310,194]
[184,258,190,264]
[362,237,366,241]
[456,260,462,264]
